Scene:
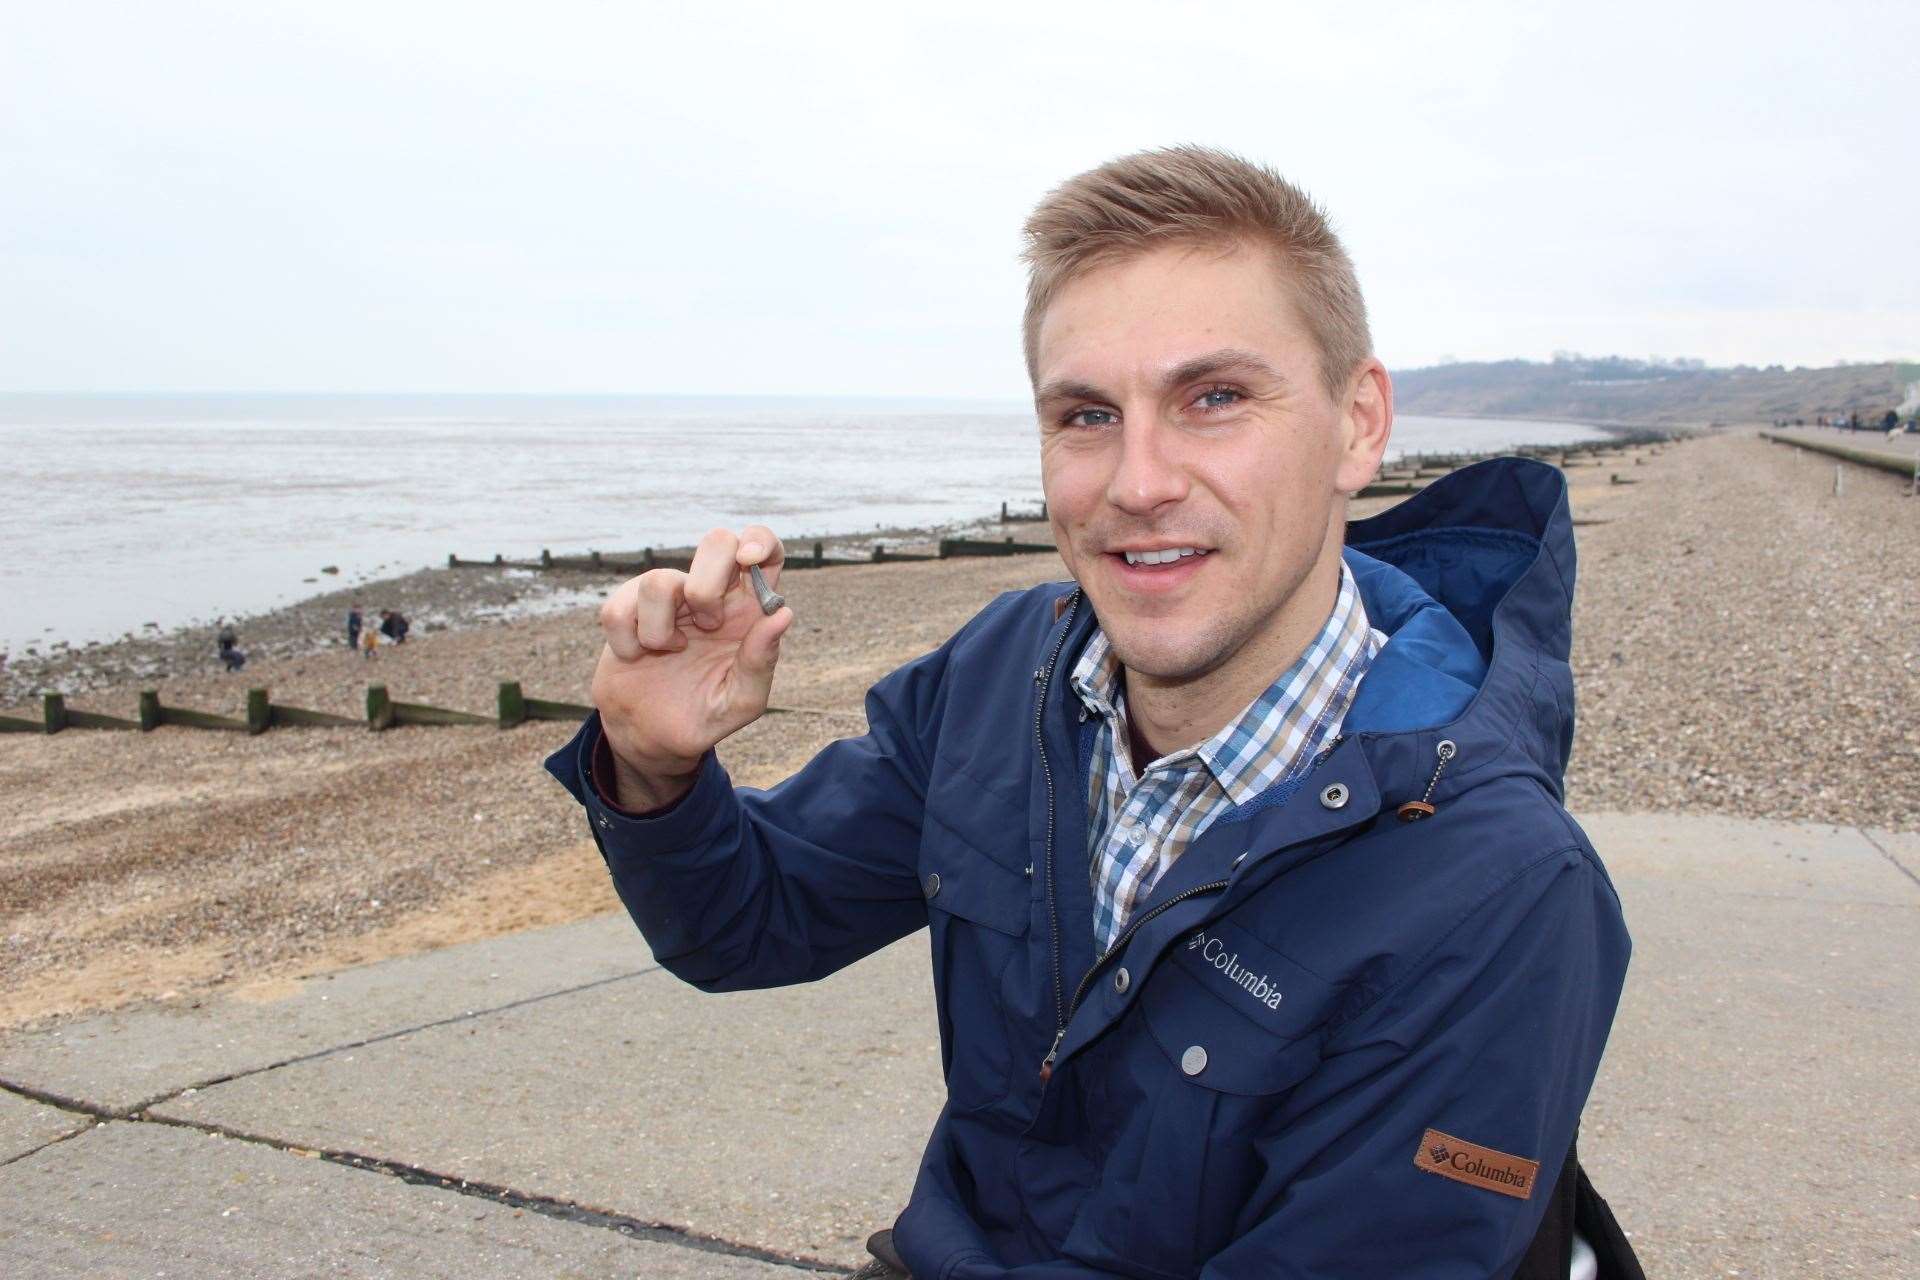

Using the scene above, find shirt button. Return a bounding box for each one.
[1128,827,1146,846]
[1077,706,1092,723]
[1181,1045,1208,1076]
[1113,967,1130,994]
[922,872,941,900]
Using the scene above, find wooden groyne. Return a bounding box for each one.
[446,535,1052,572]
[448,500,1053,573]
[4,682,864,738]
[448,440,1672,572]
[1759,430,1920,487]
[1356,432,1672,499]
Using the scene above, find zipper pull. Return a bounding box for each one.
[1038,1028,1067,1081]
[1397,739,1456,822]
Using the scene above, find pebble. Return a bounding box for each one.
[1565,432,1919,831]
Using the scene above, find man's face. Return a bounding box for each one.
[1033,240,1382,684]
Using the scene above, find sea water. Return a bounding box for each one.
[0,394,1607,654]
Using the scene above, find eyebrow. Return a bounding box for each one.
[1164,348,1289,390]
[1035,348,1289,405]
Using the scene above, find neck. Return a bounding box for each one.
[1123,541,1345,764]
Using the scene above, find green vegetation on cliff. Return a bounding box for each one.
[1394,356,1920,425]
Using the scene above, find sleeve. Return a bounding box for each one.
[542,631,959,993]
[1197,847,1631,1280]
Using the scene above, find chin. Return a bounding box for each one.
[1104,627,1230,683]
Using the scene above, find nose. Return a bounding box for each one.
[1105,413,1190,516]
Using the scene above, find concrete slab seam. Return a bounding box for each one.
[0,1122,99,1169]
[0,1083,99,1168]
[119,961,669,1117]
[1856,826,1920,891]
[0,1077,117,1125]
[126,1107,841,1274]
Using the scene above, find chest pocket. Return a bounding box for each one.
[1080,923,1340,1275]
[921,778,1034,1114]
[1148,916,1339,1089]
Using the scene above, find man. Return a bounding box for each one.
[546,147,1634,1278]
[347,604,363,653]
[215,620,245,673]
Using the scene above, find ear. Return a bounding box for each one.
[1333,359,1393,495]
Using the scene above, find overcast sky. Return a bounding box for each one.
[3,1,1914,398]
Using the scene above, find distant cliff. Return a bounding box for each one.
[1392,357,1919,426]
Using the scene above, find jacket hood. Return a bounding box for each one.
[1341,455,1577,801]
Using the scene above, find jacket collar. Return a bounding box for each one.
[1040,456,1576,855]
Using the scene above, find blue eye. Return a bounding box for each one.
[1196,387,1242,410]
[1067,407,1118,428]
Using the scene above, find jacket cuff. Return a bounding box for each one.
[542,711,731,855]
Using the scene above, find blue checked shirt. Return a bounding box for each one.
[1071,562,1386,956]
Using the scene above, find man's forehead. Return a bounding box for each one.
[1031,241,1316,391]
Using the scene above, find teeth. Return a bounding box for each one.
[1122,547,1203,565]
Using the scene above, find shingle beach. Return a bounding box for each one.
[4,429,1915,1028]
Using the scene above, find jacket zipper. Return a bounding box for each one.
[1040,877,1229,1080]
[1032,589,1082,1071]
[1036,733,1351,1081]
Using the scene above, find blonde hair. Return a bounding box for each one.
[1021,146,1372,400]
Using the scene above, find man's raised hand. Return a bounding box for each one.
[591,525,793,809]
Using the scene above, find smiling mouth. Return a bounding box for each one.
[1109,546,1211,567]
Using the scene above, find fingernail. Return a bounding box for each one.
[741,541,764,560]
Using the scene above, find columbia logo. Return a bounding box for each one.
[1429,1145,1451,1164]
[1184,928,1284,1010]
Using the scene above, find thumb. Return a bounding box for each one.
[731,606,794,704]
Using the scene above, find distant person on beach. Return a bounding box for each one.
[379,609,409,645]
[216,621,245,672]
[549,147,1639,1280]
[360,622,378,660]
[347,604,363,652]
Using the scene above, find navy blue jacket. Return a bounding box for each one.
[546,458,1630,1279]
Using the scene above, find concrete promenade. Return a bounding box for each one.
[3,812,1915,1278]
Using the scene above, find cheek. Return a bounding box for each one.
[1040,445,1101,513]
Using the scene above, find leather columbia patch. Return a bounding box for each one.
[1414,1128,1539,1200]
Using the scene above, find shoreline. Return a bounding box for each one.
[3,426,1659,711]
[0,509,1046,712]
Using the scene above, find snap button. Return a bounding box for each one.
[1113,967,1130,994]
[1231,850,1247,868]
[1319,782,1349,810]
[922,872,941,899]
[597,814,612,830]
[1180,1045,1208,1076]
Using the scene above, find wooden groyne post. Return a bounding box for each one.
[497,681,593,729]
[366,683,492,732]
[41,692,140,733]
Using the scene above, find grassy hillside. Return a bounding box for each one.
[1393,357,1920,426]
